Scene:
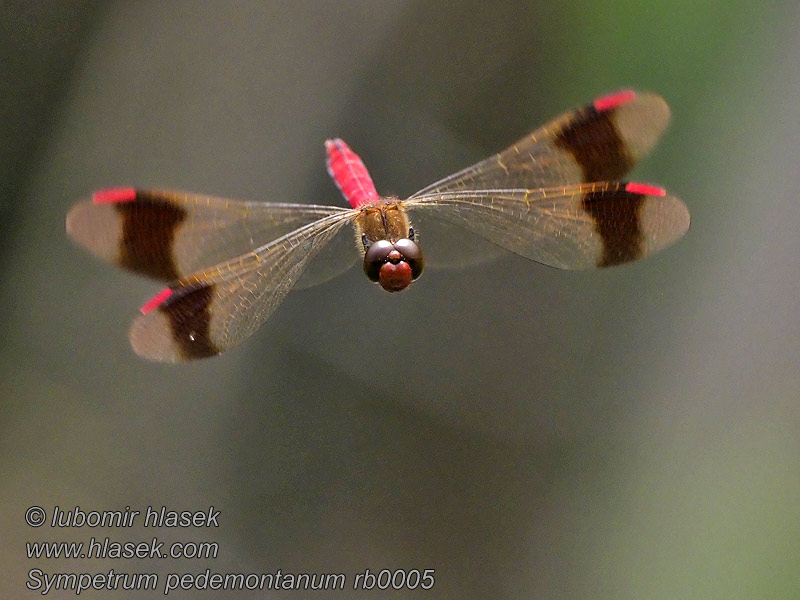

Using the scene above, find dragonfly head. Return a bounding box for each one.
[363,238,424,292]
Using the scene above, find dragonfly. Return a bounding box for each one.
[67,90,689,362]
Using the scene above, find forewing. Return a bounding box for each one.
[406,182,689,270]
[411,90,670,196]
[128,211,354,362]
[66,188,350,282]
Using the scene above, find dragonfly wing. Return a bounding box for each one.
[411,90,669,196]
[406,182,689,270]
[405,211,508,270]
[66,188,351,282]
[294,220,359,289]
[128,211,354,362]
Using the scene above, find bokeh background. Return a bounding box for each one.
[2,1,799,598]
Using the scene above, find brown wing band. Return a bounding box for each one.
[159,283,220,359]
[553,106,633,182]
[582,187,644,267]
[115,191,187,281]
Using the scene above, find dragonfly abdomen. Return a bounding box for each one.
[325,138,380,208]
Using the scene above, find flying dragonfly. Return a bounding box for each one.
[67,90,689,362]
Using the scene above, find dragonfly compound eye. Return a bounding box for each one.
[363,240,394,282]
[393,238,424,280]
[362,238,425,292]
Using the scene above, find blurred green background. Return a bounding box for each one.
[2,1,799,598]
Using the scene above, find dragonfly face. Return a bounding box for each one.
[67,89,690,361]
[355,202,424,292]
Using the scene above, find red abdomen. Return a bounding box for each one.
[325,138,380,208]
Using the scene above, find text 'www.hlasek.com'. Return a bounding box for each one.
[24,505,435,595]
